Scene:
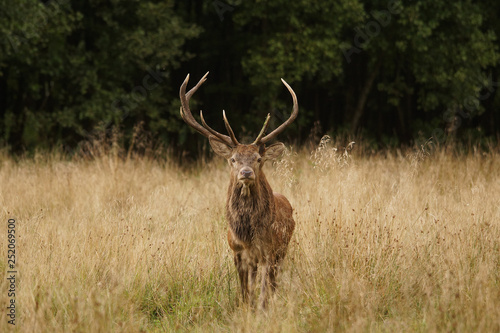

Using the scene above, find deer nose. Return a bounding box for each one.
[240,170,254,178]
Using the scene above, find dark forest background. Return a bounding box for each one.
[1,0,500,157]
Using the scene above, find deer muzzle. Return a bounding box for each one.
[238,167,255,183]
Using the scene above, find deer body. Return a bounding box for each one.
[225,151,295,305]
[179,72,298,308]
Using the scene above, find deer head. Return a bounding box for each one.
[179,72,298,192]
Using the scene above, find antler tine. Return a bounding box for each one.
[179,73,211,136]
[252,113,271,145]
[179,72,234,146]
[223,110,240,146]
[200,110,236,144]
[259,78,299,144]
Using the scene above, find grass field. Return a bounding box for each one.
[1,139,499,332]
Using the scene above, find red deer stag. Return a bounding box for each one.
[179,72,297,309]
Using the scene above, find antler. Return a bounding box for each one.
[180,72,239,146]
[254,78,298,145]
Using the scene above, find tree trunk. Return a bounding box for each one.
[351,60,381,133]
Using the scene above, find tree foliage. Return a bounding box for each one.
[0,0,499,154]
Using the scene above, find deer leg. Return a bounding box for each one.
[247,263,258,307]
[258,262,270,310]
[234,253,248,303]
[269,253,284,293]
[269,263,278,293]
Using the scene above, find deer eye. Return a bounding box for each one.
[257,158,262,163]
[230,158,236,163]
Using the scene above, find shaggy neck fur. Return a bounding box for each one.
[226,171,275,244]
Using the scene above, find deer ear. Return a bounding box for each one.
[263,142,285,160]
[209,137,233,159]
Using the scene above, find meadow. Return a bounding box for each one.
[0,138,499,332]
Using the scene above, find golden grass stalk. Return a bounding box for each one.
[0,143,499,332]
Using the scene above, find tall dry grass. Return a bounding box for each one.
[0,140,499,332]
